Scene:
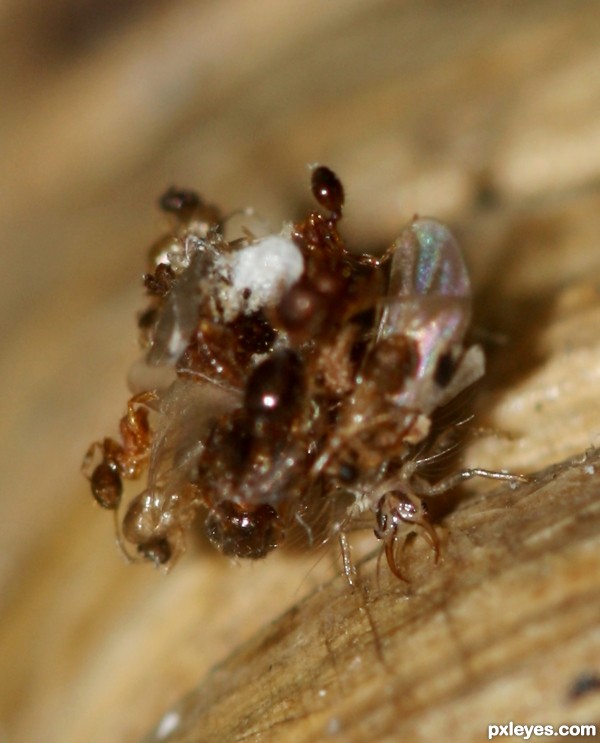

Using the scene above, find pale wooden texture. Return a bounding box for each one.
[2,2,600,742]
[142,451,600,743]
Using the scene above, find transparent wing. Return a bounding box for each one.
[386,218,471,301]
[147,378,239,496]
[376,218,484,415]
[147,241,214,367]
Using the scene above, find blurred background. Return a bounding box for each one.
[2,1,600,741]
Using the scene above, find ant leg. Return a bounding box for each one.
[415,468,529,497]
[294,509,314,547]
[120,392,156,446]
[117,392,157,477]
[338,532,358,587]
[82,441,101,472]
[129,390,159,406]
[113,509,143,565]
[81,438,122,474]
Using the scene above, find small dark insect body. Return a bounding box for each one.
[84,166,505,579]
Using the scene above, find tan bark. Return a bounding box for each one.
[1,2,600,741]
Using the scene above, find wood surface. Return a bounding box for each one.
[2,1,600,742]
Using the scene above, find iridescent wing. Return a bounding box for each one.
[377,218,484,416]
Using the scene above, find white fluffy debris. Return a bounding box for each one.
[227,233,304,314]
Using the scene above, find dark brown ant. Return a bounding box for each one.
[83,392,156,510]
[311,164,345,219]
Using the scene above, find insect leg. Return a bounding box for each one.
[338,531,358,587]
[414,468,529,497]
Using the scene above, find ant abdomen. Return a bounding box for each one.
[122,490,165,546]
[121,489,191,565]
[90,461,123,510]
[243,348,305,428]
[204,501,284,559]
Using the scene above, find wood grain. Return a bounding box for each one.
[2,1,600,741]
[141,451,600,743]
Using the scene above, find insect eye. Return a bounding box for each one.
[244,349,305,423]
[434,351,456,388]
[311,165,345,215]
[338,461,358,483]
[158,186,201,214]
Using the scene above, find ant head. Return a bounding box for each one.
[374,490,419,539]
[310,165,344,218]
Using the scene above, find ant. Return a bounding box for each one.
[84,168,524,578]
